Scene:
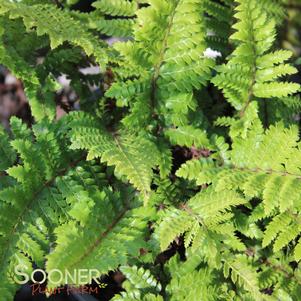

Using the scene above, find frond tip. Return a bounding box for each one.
[212,0,300,112]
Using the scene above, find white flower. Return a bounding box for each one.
[203,48,222,59]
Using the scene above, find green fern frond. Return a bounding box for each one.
[112,265,164,301]
[203,0,233,53]
[68,112,160,198]
[165,125,210,148]
[0,118,84,298]
[120,266,161,292]
[176,121,301,257]
[0,126,16,171]
[0,17,57,121]
[46,191,152,288]
[0,0,300,299]
[156,208,194,251]
[156,187,247,256]
[166,268,220,301]
[258,0,286,22]
[0,1,108,65]
[223,255,265,300]
[212,0,300,113]
[89,18,134,37]
[106,0,214,129]
[93,0,138,17]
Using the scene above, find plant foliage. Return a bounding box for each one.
[0,0,301,300]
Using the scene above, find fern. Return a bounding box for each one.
[177,121,301,261]
[106,0,214,129]
[46,190,152,288]
[0,17,57,121]
[212,0,299,115]
[93,0,138,17]
[222,255,264,300]
[165,125,211,148]
[68,112,161,199]
[0,1,108,64]
[113,257,222,301]
[89,18,134,37]
[0,0,301,300]
[0,117,78,299]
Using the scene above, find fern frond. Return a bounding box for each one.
[0,118,85,297]
[106,0,214,129]
[0,0,300,300]
[0,126,16,171]
[167,268,220,301]
[176,121,301,256]
[93,0,138,17]
[223,255,265,300]
[89,18,134,37]
[68,112,160,198]
[0,1,108,65]
[261,211,300,252]
[156,187,247,257]
[203,0,232,53]
[258,0,286,22]
[0,17,57,121]
[165,125,210,148]
[212,0,300,113]
[156,208,194,251]
[112,265,164,301]
[46,191,152,288]
[120,266,161,291]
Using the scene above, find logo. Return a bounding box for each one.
[14,265,107,296]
